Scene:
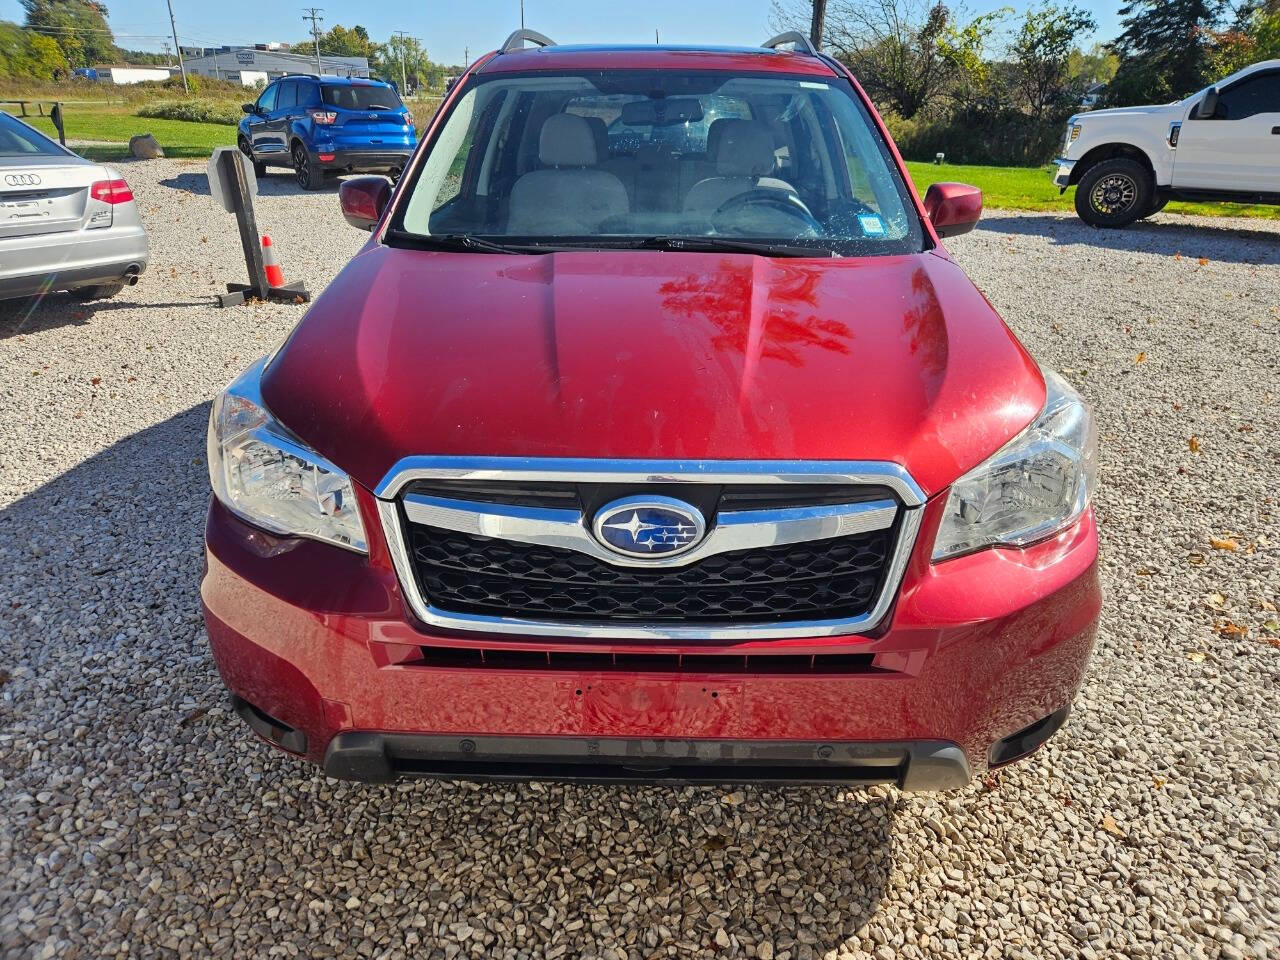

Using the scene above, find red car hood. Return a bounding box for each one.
[262,246,1044,497]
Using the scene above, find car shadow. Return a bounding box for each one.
[0,405,900,954]
[979,212,1280,265]
[0,292,208,339]
[160,169,343,199]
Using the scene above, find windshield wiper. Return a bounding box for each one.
[384,230,548,254]
[630,236,840,258]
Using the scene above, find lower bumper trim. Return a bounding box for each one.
[322,732,973,790]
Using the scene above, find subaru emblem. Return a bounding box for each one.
[593,496,706,559]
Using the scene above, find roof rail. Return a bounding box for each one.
[500,29,556,54]
[762,31,819,55]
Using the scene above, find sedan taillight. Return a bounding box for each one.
[90,179,134,204]
[309,110,338,125]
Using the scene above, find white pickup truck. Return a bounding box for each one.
[1053,59,1280,227]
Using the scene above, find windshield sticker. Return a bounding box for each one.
[859,214,886,236]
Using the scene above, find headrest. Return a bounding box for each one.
[539,114,597,167]
[713,119,776,177]
[583,116,608,162]
[705,117,732,158]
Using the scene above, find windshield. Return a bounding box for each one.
[394,69,923,257]
[323,84,403,111]
[0,113,64,157]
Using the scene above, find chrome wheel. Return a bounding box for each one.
[1090,174,1137,216]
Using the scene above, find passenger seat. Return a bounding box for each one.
[683,119,794,215]
[507,114,629,234]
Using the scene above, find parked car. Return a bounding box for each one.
[237,74,417,191]
[0,111,148,302]
[1056,59,1280,227]
[203,31,1101,790]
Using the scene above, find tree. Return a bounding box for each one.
[1011,4,1098,124]
[0,21,65,79]
[817,0,958,119]
[1107,0,1228,105]
[20,0,115,66]
[1206,5,1280,75]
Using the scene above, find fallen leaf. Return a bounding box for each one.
[179,706,208,728]
[1135,352,1147,363]
[90,377,101,387]
[1202,592,1227,611]
[1215,621,1247,638]
[1197,257,1208,267]
[1210,537,1239,552]
[1265,636,1280,649]
[1174,252,1182,261]
[1257,599,1277,613]
[1187,650,1207,663]
[1187,552,1206,566]
[1263,619,1279,633]
[1101,814,1125,837]
[1152,777,1166,789]
[1188,436,1201,454]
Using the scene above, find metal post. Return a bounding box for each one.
[165,0,189,93]
[520,0,525,30]
[304,8,325,75]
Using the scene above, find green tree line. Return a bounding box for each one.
[779,0,1280,165]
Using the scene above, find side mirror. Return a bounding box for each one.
[241,103,257,115]
[339,176,392,231]
[923,182,983,239]
[1196,88,1221,119]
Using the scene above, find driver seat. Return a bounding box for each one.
[682,120,794,215]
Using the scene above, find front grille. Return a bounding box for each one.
[405,523,894,625]
[409,646,888,674]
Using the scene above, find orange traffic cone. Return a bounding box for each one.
[261,235,285,288]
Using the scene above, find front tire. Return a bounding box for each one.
[292,143,324,191]
[238,136,267,179]
[1138,194,1169,220]
[1074,158,1153,229]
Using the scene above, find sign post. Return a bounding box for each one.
[208,147,310,308]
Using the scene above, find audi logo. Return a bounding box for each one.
[4,174,41,187]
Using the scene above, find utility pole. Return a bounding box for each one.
[303,7,324,75]
[520,0,525,30]
[165,0,188,92]
[464,46,469,66]
[392,31,410,95]
[809,0,827,51]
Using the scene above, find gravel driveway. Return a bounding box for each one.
[1,158,1277,960]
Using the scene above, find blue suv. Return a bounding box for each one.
[238,76,417,190]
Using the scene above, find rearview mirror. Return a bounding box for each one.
[619,98,705,127]
[241,103,257,115]
[1195,87,1220,119]
[339,176,392,231]
[923,182,983,238]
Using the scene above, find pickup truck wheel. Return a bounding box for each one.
[1075,158,1153,228]
[1139,194,1169,220]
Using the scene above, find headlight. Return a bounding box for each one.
[932,371,1097,561]
[207,358,368,553]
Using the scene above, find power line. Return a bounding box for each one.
[302,8,324,75]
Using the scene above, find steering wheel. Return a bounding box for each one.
[712,189,823,237]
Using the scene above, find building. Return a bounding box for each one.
[88,66,175,85]
[180,45,370,83]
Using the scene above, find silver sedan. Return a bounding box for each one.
[0,111,149,301]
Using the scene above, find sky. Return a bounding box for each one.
[0,0,1123,66]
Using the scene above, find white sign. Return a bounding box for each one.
[207,147,258,214]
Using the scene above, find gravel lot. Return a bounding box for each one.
[1,157,1277,960]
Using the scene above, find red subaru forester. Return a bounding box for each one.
[202,32,1101,790]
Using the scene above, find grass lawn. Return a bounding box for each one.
[3,102,234,159]
[906,159,1280,220]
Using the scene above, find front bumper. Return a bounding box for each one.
[1052,157,1076,190]
[0,224,149,300]
[201,492,1102,790]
